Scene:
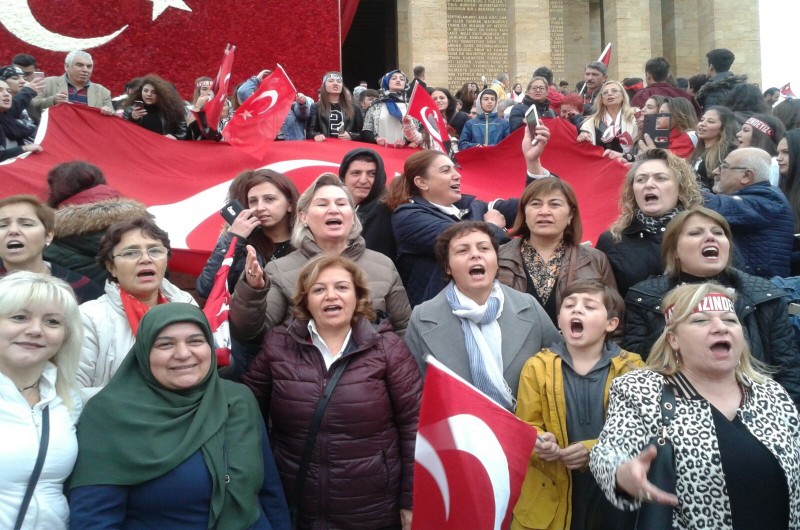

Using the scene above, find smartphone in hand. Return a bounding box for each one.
[525,104,540,145]
[220,199,244,225]
[33,71,45,81]
[644,113,670,149]
[133,100,145,110]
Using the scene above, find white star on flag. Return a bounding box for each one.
[150,0,192,21]
[241,110,253,120]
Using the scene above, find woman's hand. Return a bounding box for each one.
[229,209,261,239]
[577,131,592,143]
[194,94,212,111]
[483,209,506,228]
[314,134,326,142]
[337,130,352,141]
[603,149,624,160]
[400,509,412,530]
[165,134,177,140]
[21,144,43,154]
[244,245,266,289]
[615,445,680,506]
[560,442,589,470]
[131,107,147,120]
[376,137,388,147]
[534,432,561,462]
[637,133,657,155]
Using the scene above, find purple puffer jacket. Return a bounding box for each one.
[242,316,421,530]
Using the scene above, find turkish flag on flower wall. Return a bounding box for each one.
[223,65,296,158]
[2,106,626,274]
[406,84,450,153]
[412,358,537,530]
[0,0,339,98]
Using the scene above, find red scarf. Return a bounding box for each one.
[118,286,168,336]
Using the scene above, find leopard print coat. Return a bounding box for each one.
[590,369,800,529]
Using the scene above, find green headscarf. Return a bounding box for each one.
[70,303,264,530]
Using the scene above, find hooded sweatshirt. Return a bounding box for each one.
[338,148,396,260]
[458,89,510,151]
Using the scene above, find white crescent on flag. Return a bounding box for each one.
[420,106,444,143]
[252,90,280,115]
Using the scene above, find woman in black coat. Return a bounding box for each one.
[306,71,363,141]
[122,74,188,139]
[595,149,702,297]
[622,206,800,408]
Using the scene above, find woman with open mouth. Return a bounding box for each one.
[388,150,520,307]
[592,282,800,530]
[229,174,410,342]
[497,177,616,326]
[69,303,289,529]
[596,149,703,297]
[0,195,102,303]
[77,217,196,401]
[623,206,800,407]
[241,255,420,530]
[405,221,560,411]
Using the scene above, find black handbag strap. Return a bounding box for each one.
[657,382,676,444]
[14,405,50,530]
[290,354,353,528]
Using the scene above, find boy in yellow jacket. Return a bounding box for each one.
[512,279,644,530]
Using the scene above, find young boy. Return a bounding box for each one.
[512,279,644,530]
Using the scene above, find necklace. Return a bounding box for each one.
[18,380,40,392]
[271,241,291,261]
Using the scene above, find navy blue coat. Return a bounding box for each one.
[392,195,518,307]
[703,182,794,278]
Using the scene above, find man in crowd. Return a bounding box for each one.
[12,53,38,81]
[764,87,781,106]
[581,61,607,112]
[408,65,427,95]
[31,50,114,122]
[632,56,702,116]
[490,73,509,101]
[695,48,747,111]
[458,88,510,150]
[704,147,794,278]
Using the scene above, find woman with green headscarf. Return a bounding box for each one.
[68,303,289,529]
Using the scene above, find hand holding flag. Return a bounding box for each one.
[197,44,236,131]
[406,84,451,154]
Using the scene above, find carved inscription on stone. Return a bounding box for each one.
[447,0,509,88]
[549,0,565,79]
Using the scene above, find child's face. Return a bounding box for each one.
[558,291,618,349]
[480,94,497,113]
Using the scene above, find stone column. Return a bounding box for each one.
[507,0,552,87]
[397,0,450,88]
[601,0,654,80]
[564,0,592,88]
[696,0,761,85]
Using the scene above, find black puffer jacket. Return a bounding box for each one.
[623,270,800,407]
[595,218,665,298]
[508,95,557,132]
[696,71,748,111]
[242,317,421,530]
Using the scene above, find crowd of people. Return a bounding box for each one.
[2,43,800,530]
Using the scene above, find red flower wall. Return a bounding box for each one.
[0,0,341,99]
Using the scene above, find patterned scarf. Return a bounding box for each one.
[635,207,681,235]
[444,281,514,411]
[521,240,565,303]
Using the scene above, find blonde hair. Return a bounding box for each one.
[0,272,82,410]
[647,282,767,384]
[608,149,702,241]
[586,80,635,128]
[291,173,363,249]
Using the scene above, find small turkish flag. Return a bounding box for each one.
[599,43,613,67]
[199,43,236,131]
[202,235,237,367]
[412,358,537,530]
[781,83,796,98]
[406,83,451,154]
[223,64,296,159]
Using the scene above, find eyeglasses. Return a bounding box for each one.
[529,86,547,92]
[601,89,622,96]
[112,247,169,261]
[719,162,748,171]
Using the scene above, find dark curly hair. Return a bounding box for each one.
[124,74,186,133]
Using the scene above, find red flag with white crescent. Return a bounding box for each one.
[223,64,296,159]
[599,42,613,67]
[2,106,626,275]
[197,43,236,131]
[406,83,450,154]
[412,358,537,530]
[202,235,237,366]
[781,83,796,98]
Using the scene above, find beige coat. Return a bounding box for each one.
[30,75,113,122]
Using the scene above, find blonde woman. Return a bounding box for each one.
[578,80,638,158]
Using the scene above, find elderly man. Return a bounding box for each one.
[704,147,794,278]
[581,61,607,112]
[31,50,114,122]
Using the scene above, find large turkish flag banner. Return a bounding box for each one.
[412,358,537,530]
[1,106,626,275]
[0,0,340,97]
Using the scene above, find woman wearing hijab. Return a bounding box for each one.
[69,303,289,529]
[362,69,409,146]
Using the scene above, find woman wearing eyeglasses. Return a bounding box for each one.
[508,76,557,132]
[77,217,196,401]
[577,80,638,159]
